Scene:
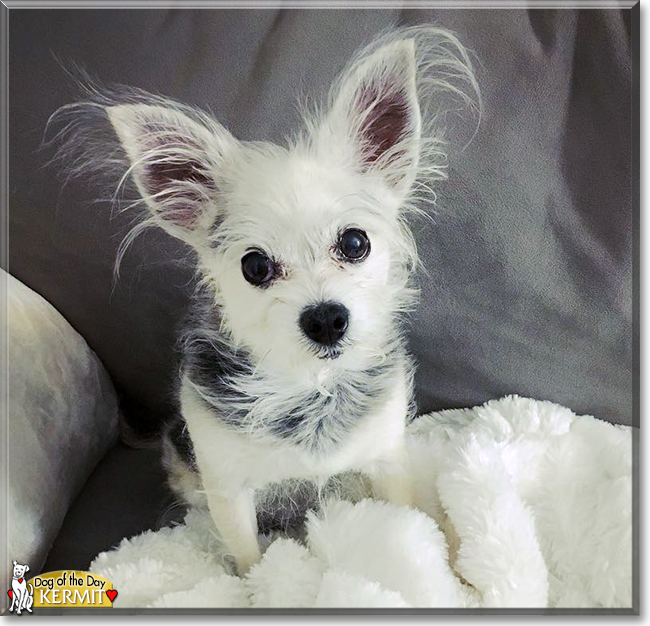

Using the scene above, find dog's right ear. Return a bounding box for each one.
[107,104,237,247]
[317,39,422,199]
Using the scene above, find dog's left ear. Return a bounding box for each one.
[321,39,422,197]
[107,103,236,247]
[24,566,29,572]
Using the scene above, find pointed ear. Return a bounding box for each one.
[107,104,235,245]
[324,39,422,196]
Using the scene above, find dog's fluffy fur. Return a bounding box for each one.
[51,26,479,575]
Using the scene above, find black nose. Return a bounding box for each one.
[299,302,349,347]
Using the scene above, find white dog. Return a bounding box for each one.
[9,561,33,615]
[55,26,478,575]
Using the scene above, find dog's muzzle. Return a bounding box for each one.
[299,301,349,348]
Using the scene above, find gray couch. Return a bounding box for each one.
[8,7,634,575]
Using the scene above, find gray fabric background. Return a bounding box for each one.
[10,9,632,430]
[9,7,634,571]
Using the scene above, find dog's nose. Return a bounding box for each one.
[299,302,349,346]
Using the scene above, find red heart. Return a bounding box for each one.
[7,590,12,599]
[18,579,23,583]
[106,590,118,602]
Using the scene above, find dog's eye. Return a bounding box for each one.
[337,228,371,262]
[241,250,275,287]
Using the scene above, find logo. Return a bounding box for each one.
[8,561,33,615]
[7,565,118,612]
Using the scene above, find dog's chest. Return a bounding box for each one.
[184,332,403,451]
[180,366,409,489]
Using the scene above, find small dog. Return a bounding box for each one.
[9,561,33,615]
[55,25,478,575]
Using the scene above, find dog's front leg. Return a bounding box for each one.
[367,444,415,508]
[19,591,28,614]
[14,591,22,615]
[202,477,261,576]
[181,389,262,575]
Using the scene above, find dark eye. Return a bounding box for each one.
[241,250,275,287]
[337,228,370,262]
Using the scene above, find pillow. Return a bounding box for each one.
[5,270,119,592]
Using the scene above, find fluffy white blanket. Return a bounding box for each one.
[90,396,632,609]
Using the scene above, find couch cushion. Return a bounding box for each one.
[9,8,633,435]
[6,271,119,588]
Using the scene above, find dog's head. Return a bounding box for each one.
[12,561,29,579]
[93,29,477,380]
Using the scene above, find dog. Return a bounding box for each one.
[54,25,478,575]
[9,561,33,615]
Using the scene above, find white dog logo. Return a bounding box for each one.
[9,561,33,615]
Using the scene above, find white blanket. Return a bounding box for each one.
[90,396,632,609]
